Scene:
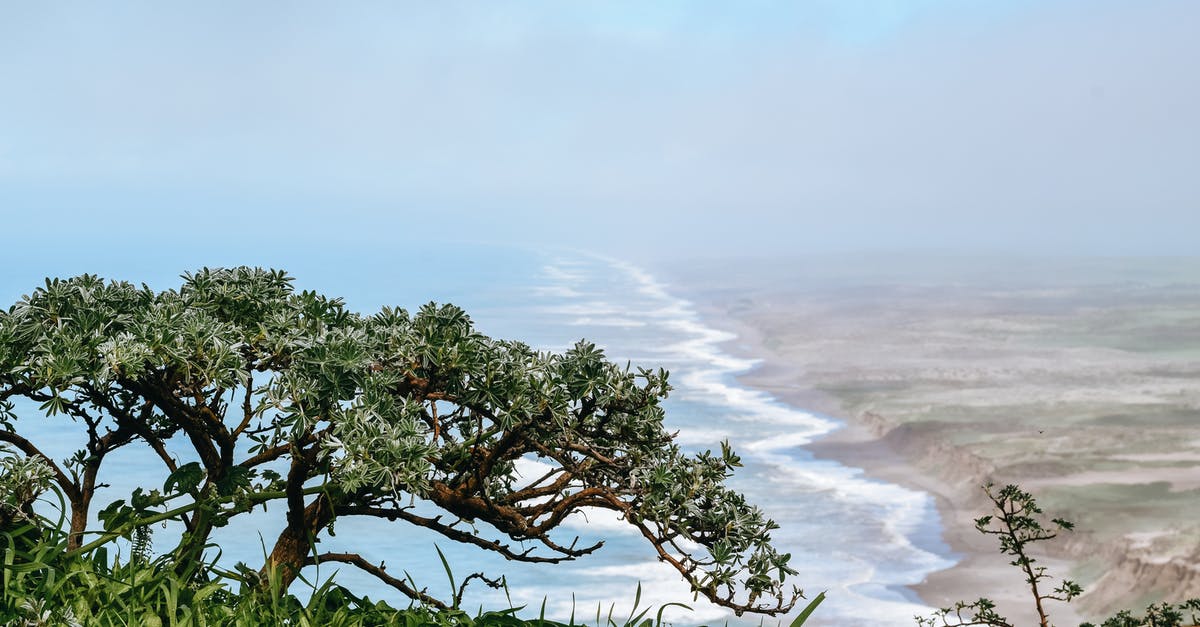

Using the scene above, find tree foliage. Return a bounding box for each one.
[0,267,799,615]
[917,484,1200,627]
[917,484,1080,627]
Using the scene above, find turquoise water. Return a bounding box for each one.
[1,245,951,626]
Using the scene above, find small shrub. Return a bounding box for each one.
[917,483,1199,627]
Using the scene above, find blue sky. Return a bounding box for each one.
[1,1,1197,267]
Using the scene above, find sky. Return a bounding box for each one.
[1,1,1198,266]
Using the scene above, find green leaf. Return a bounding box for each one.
[216,466,252,496]
[164,462,205,495]
[97,499,133,532]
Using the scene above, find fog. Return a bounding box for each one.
[1,1,1197,261]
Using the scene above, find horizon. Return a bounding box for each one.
[2,1,1198,265]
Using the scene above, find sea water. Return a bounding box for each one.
[1,246,951,626]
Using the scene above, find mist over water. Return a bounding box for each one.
[5,248,951,626]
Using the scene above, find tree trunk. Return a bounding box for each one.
[67,496,91,551]
[261,495,334,590]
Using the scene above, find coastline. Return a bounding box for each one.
[693,302,1076,624]
[664,256,1200,625]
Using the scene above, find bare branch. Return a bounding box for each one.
[306,552,448,610]
[334,504,599,562]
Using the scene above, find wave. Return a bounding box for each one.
[533,253,953,625]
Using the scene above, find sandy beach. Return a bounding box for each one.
[664,255,1200,625]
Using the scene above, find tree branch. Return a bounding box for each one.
[306,552,448,609]
[239,431,320,469]
[621,496,800,617]
[122,375,223,474]
[233,366,255,437]
[334,504,598,562]
[0,430,80,503]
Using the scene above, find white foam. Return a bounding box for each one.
[742,430,828,453]
[607,260,675,303]
[561,507,637,534]
[511,456,558,491]
[504,560,732,624]
[671,427,733,446]
[532,285,582,298]
[540,301,683,320]
[542,264,587,283]
[568,317,647,328]
[523,253,952,624]
[540,301,626,316]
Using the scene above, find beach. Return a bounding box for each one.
[665,255,1200,624]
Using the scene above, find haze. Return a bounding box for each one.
[1,1,1197,261]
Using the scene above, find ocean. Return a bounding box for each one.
[1,245,952,626]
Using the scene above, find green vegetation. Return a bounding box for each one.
[6,267,1199,626]
[918,484,1200,627]
[917,484,1082,627]
[4,513,748,627]
[0,268,808,623]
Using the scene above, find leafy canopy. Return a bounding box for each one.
[0,267,800,615]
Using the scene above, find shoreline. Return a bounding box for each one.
[698,302,1087,626]
[656,254,1200,624]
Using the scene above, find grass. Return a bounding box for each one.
[1,517,824,627]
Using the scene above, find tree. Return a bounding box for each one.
[917,484,1081,627]
[917,484,1200,627]
[0,267,799,615]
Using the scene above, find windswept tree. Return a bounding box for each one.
[0,267,799,615]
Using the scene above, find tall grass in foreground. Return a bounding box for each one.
[1,515,823,627]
